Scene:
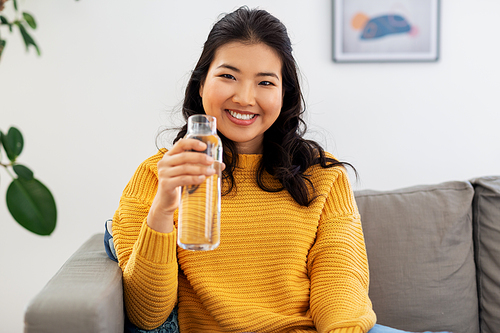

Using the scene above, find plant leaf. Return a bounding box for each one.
[0,129,3,155]
[0,39,4,59]
[3,15,13,32]
[16,22,29,50]
[6,178,57,235]
[22,12,37,29]
[13,0,18,10]
[1,127,24,162]
[13,164,34,180]
[17,23,41,55]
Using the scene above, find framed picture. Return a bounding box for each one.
[332,0,440,62]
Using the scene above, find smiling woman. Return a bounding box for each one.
[199,41,283,154]
[110,6,450,333]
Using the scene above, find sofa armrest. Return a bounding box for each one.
[24,233,124,333]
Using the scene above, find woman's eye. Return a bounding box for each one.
[220,74,235,80]
[259,81,275,86]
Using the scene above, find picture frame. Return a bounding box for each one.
[332,0,440,62]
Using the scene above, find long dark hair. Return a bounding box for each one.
[173,6,352,206]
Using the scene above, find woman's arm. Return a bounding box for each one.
[112,154,179,330]
[307,167,377,333]
[113,140,216,330]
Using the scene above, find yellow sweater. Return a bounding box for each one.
[113,151,376,333]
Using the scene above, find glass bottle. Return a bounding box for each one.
[177,114,222,251]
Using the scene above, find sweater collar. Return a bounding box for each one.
[235,154,262,169]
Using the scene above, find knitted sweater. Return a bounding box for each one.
[113,151,376,333]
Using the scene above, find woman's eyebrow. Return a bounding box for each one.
[217,64,240,72]
[256,72,280,81]
[216,64,280,81]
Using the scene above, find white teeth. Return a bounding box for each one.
[228,110,255,120]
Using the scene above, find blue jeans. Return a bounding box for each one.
[368,324,450,333]
[124,307,179,333]
[104,222,449,333]
[123,322,449,333]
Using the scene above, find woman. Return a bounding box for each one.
[110,7,449,333]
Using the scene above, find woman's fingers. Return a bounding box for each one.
[163,151,214,169]
[167,163,216,177]
[166,138,207,155]
[158,151,215,183]
[159,165,214,189]
[148,139,223,231]
[156,139,219,193]
[161,173,209,191]
[161,139,214,168]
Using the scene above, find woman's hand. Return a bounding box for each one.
[147,139,217,233]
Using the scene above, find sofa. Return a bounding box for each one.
[24,176,500,333]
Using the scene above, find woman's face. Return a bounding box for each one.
[199,41,283,154]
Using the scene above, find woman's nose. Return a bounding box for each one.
[232,83,256,106]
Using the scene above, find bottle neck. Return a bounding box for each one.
[187,115,217,135]
[189,122,216,135]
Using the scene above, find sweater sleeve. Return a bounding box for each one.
[307,166,376,333]
[112,152,178,330]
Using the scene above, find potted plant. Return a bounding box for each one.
[1,1,57,235]
[1,127,57,235]
[0,0,40,60]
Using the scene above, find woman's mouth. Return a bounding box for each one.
[227,110,256,120]
[225,109,258,125]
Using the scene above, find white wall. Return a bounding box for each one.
[0,1,499,332]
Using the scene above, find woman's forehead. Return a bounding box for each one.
[210,41,283,75]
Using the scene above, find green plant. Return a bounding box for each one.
[1,127,57,235]
[0,0,40,60]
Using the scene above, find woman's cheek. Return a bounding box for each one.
[265,90,283,112]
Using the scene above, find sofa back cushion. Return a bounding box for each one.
[355,181,478,333]
[471,176,500,333]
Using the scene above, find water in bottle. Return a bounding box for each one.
[178,115,222,251]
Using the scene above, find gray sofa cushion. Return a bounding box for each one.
[24,233,124,333]
[355,181,478,333]
[472,176,500,333]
